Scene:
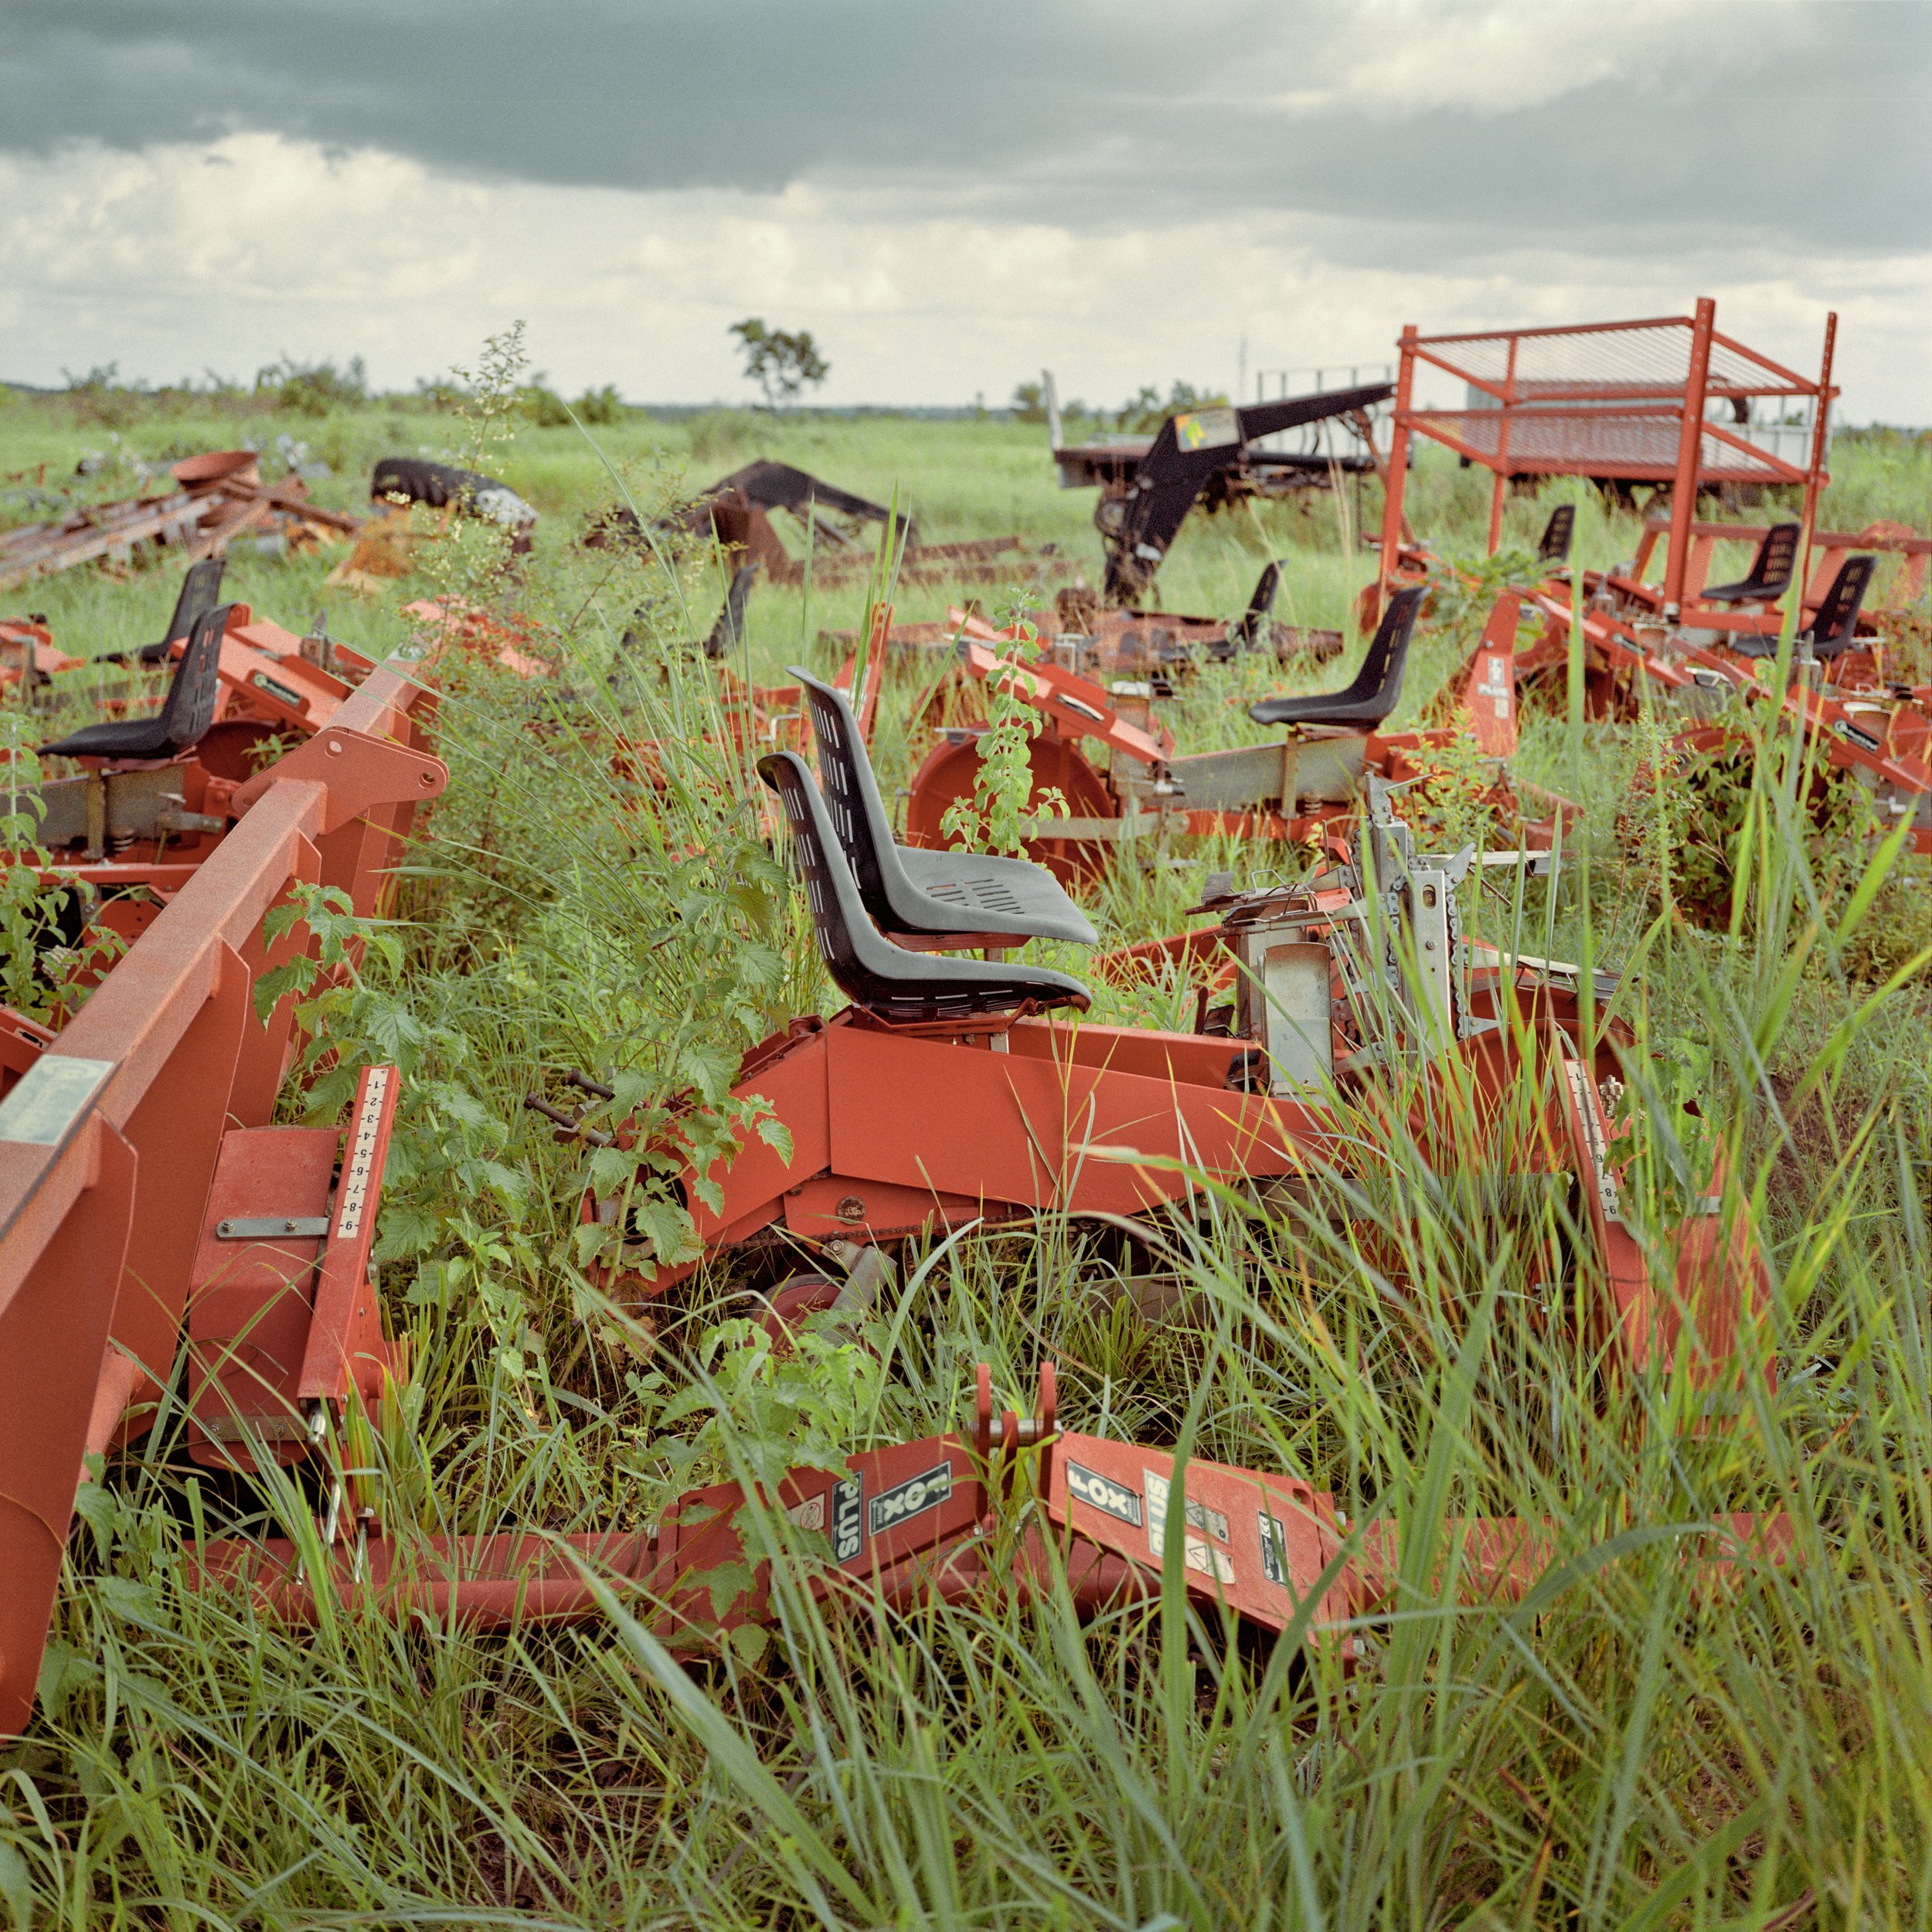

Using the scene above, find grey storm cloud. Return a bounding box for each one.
[2,0,1927,260]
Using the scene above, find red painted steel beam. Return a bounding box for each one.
[0,665,444,1736]
[1378,325,1418,603]
[1798,312,1838,594]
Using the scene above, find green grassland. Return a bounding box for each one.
[3,377,1932,1928]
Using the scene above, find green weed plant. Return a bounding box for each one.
[0,378,1928,1924]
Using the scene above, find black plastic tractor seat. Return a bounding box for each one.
[1225,559,1285,652]
[1701,523,1799,606]
[1248,584,1424,730]
[792,665,1097,947]
[43,601,231,763]
[137,558,226,667]
[1536,505,1575,566]
[1725,554,1876,662]
[1801,554,1876,659]
[760,751,1092,1027]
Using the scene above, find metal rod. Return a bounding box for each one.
[1377,326,1417,607]
[1662,298,1717,617]
[1798,311,1838,602]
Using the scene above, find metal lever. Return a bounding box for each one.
[522,1094,613,1146]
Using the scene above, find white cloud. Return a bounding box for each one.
[0,131,1923,422]
[1269,0,1816,117]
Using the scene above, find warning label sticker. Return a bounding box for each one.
[1144,1468,1230,1554]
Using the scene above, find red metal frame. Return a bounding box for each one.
[0,664,444,1734]
[182,1357,1795,1658]
[1378,301,1839,617]
[583,955,1763,1396]
[900,600,1542,884]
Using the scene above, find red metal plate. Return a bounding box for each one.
[185,1126,335,1468]
[1045,1431,1353,1641]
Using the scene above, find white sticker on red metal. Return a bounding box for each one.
[867,1462,950,1537]
[334,1066,392,1241]
[1066,1461,1143,1527]
[1143,1468,1230,1556]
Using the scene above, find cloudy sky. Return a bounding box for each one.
[2,0,1927,420]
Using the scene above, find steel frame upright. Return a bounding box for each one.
[1376,325,1418,596]
[1661,298,1718,616]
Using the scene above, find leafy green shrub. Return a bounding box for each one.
[573,383,624,425]
[253,354,370,416]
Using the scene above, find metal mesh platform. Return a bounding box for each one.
[1377,298,1838,602]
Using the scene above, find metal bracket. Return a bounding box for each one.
[216,1214,332,1240]
[230,725,447,833]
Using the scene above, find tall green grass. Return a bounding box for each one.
[2,391,1929,1925]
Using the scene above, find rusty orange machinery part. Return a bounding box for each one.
[1365,519,1932,852]
[182,1360,1797,1666]
[0,662,447,1736]
[1506,592,1932,853]
[0,450,360,598]
[1616,518,1929,630]
[0,615,83,691]
[577,988,1767,1412]
[12,596,554,952]
[1369,511,1924,661]
[900,596,1547,888]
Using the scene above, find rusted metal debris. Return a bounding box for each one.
[178,1352,1794,1671]
[327,458,537,591]
[1046,383,1392,604]
[590,460,1067,589]
[838,569,1343,684]
[0,451,358,594]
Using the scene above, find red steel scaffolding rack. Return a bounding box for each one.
[1376,298,1838,617]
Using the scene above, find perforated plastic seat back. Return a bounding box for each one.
[1248,583,1424,728]
[1805,554,1876,658]
[758,751,1090,1025]
[138,558,226,665]
[1704,523,1799,604]
[168,559,226,644]
[160,604,230,750]
[1537,505,1575,565]
[792,664,1099,945]
[792,667,893,914]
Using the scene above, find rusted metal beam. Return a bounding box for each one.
[0,664,444,1736]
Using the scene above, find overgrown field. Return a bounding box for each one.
[3,371,1931,1928]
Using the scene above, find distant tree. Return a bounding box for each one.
[1010,379,1048,423]
[730,318,829,410]
[575,383,625,425]
[519,374,573,427]
[1114,379,1230,434]
[254,354,369,417]
[518,375,625,427]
